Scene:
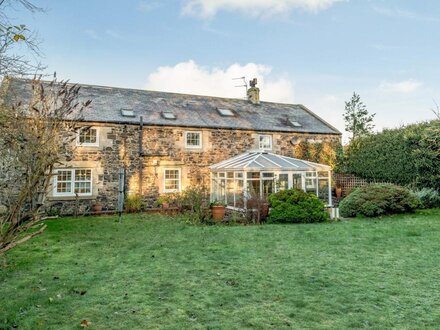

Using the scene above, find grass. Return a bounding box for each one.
[1,209,440,329]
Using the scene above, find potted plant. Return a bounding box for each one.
[210,200,226,221]
[92,200,103,213]
[157,195,170,209]
[260,201,270,220]
[335,182,343,198]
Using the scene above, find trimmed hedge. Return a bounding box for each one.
[339,183,420,218]
[267,188,329,223]
[341,120,440,190]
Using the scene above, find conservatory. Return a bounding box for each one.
[210,151,333,208]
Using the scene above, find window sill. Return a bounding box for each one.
[76,145,100,148]
[48,195,95,201]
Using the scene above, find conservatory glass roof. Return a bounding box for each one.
[210,151,331,172]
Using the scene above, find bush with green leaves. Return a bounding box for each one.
[174,186,211,224]
[341,120,440,190]
[124,194,144,213]
[267,188,329,223]
[414,188,440,209]
[339,183,420,218]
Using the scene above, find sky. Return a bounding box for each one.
[6,0,440,141]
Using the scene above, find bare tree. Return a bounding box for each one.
[0,77,91,254]
[432,100,440,120]
[0,0,45,77]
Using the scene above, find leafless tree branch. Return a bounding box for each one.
[0,76,91,254]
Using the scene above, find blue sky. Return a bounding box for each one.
[8,0,440,139]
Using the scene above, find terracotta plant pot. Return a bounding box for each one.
[211,205,225,221]
[162,202,170,209]
[93,202,103,213]
[260,203,270,221]
[335,187,342,198]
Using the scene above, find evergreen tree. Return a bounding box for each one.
[343,92,375,139]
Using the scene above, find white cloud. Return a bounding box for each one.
[84,29,100,40]
[138,1,160,13]
[379,79,423,93]
[145,60,294,103]
[182,0,346,19]
[373,6,440,23]
[105,29,123,40]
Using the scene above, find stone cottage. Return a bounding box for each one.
[1,77,341,213]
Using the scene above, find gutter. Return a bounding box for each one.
[75,119,342,136]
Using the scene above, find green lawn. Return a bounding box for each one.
[1,210,440,329]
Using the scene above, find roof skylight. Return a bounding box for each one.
[286,117,302,127]
[289,120,302,127]
[121,109,135,117]
[162,111,176,120]
[217,108,235,117]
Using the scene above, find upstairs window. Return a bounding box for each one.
[164,169,181,193]
[258,135,272,150]
[54,169,92,197]
[185,131,202,149]
[77,127,99,147]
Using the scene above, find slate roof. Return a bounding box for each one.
[2,78,340,135]
[210,151,332,172]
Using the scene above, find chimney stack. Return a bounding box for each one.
[247,78,260,105]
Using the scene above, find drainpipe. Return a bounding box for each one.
[139,116,143,195]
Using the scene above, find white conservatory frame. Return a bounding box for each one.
[210,151,333,208]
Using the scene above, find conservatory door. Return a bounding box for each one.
[292,173,303,190]
[277,173,290,191]
[262,172,275,197]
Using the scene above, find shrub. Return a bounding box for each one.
[124,194,144,213]
[174,186,211,224]
[267,189,329,223]
[414,188,440,209]
[341,120,440,190]
[245,191,269,224]
[339,183,420,218]
[157,194,171,207]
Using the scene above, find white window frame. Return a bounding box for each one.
[76,127,99,147]
[163,168,181,193]
[53,169,93,197]
[184,131,202,149]
[258,135,272,150]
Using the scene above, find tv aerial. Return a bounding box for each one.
[232,76,248,97]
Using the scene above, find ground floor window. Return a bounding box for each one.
[54,169,92,197]
[164,169,181,193]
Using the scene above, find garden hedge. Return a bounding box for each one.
[341,120,440,190]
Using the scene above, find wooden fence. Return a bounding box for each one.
[333,173,388,197]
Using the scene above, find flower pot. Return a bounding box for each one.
[260,203,270,221]
[335,187,342,198]
[93,202,103,213]
[162,202,170,209]
[211,205,225,221]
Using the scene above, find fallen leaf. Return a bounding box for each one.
[80,319,91,327]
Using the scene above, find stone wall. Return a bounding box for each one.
[45,122,341,215]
